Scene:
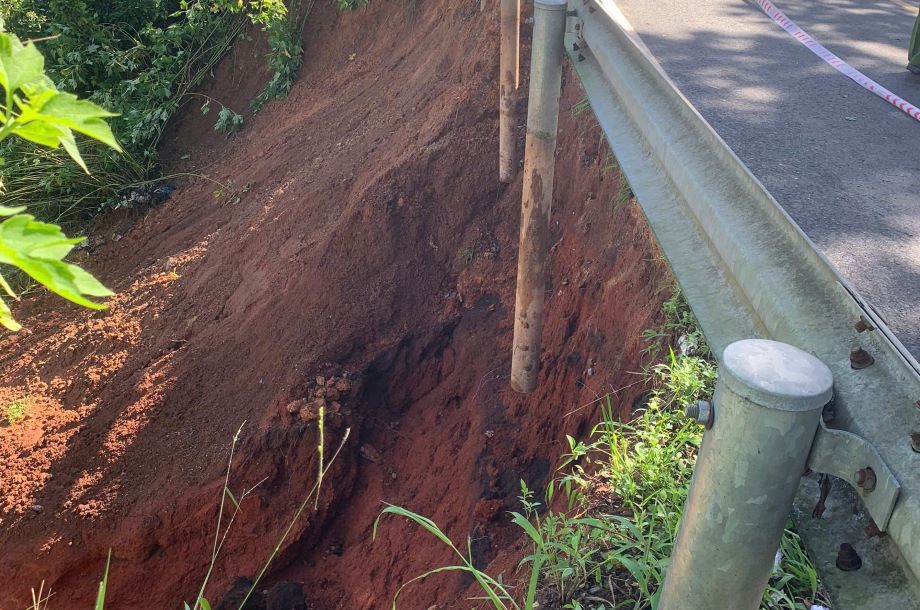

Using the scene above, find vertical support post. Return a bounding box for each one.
[498,0,520,182]
[509,0,567,394]
[659,339,834,610]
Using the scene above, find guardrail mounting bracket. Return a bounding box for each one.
[806,420,901,530]
[566,13,585,49]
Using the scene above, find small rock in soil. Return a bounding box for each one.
[359,444,381,463]
[31,505,43,513]
[265,581,306,610]
[214,578,266,610]
[298,399,326,422]
[284,399,305,415]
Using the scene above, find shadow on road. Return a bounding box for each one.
[623,0,920,357]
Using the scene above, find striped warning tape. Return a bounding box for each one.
[756,0,920,122]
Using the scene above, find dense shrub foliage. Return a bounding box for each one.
[0,0,309,225]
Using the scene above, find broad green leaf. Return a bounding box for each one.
[0,295,20,331]
[198,598,211,610]
[59,131,88,173]
[0,214,84,259]
[0,32,45,100]
[9,119,88,172]
[0,214,112,311]
[20,91,121,152]
[67,264,113,297]
[10,118,73,149]
[0,270,15,297]
[0,205,25,216]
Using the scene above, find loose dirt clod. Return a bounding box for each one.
[359,444,381,464]
[291,374,353,424]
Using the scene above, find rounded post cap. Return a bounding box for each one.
[721,339,834,411]
[534,0,568,9]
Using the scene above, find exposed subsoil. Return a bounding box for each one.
[0,1,669,608]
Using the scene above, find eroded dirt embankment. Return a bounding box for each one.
[0,1,669,608]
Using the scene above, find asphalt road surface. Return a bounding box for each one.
[614,0,920,359]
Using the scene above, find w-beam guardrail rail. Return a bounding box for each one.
[508,0,920,607]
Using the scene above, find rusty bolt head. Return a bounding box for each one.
[836,543,862,572]
[864,521,885,539]
[911,432,920,454]
[850,347,875,370]
[684,400,714,429]
[854,316,875,333]
[855,467,877,492]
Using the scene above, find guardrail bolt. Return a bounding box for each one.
[849,347,874,370]
[684,400,713,429]
[864,521,884,539]
[854,316,875,333]
[855,467,877,492]
[836,543,862,572]
[911,431,920,454]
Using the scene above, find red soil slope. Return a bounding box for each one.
[0,1,669,608]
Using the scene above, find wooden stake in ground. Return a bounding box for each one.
[498,0,520,182]
[510,0,567,393]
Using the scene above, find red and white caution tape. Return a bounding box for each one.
[756,0,920,121]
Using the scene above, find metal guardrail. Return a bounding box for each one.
[563,0,920,606]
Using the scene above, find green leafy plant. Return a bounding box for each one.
[641,285,708,360]
[0,26,119,330]
[202,0,315,111]
[4,395,29,423]
[0,0,305,230]
[0,0,362,234]
[512,482,611,604]
[523,288,825,609]
[213,105,244,135]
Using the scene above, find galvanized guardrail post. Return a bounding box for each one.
[659,339,834,610]
[498,0,520,183]
[510,0,567,393]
